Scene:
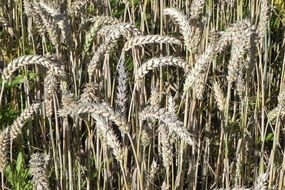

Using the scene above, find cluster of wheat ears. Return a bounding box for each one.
[0,0,284,189]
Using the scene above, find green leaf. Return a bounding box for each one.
[265,133,274,141]
[16,152,23,173]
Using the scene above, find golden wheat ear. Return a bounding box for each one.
[29,153,50,190]
[87,22,141,78]
[59,101,129,134]
[135,56,189,82]
[83,16,119,54]
[9,103,42,140]
[140,105,195,146]
[2,55,66,81]
[124,35,181,51]
[0,128,9,172]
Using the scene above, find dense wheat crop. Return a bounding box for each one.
[0,0,285,189]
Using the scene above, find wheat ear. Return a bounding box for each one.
[116,52,128,116]
[59,102,129,133]
[37,1,73,48]
[145,160,158,189]
[2,55,65,81]
[80,82,99,103]
[257,0,269,44]
[254,172,268,190]
[83,16,119,54]
[163,8,191,51]
[44,70,58,118]
[140,106,194,146]
[267,88,285,121]
[29,153,50,190]
[67,0,87,16]
[213,81,225,112]
[94,116,124,163]
[183,44,215,93]
[124,35,181,51]
[25,1,60,46]
[159,125,172,169]
[9,103,41,140]
[88,22,141,77]
[226,20,254,85]
[136,56,189,81]
[0,128,9,172]
[190,0,205,20]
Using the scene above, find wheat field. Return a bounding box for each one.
[0,0,284,189]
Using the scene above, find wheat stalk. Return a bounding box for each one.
[2,55,65,81]
[124,35,181,51]
[135,56,189,81]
